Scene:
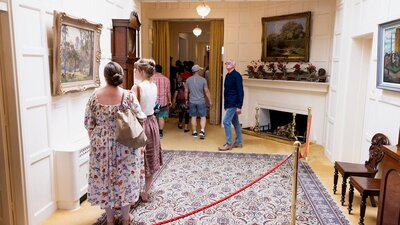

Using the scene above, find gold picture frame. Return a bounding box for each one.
[52,11,102,95]
[262,12,311,62]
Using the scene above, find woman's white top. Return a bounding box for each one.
[132,80,157,116]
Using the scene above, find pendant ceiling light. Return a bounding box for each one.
[196,2,211,19]
[193,25,202,37]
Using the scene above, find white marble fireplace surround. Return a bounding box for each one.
[241,77,329,145]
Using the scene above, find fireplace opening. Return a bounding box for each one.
[245,108,308,143]
[271,109,307,139]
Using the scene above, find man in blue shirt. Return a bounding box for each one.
[218,59,244,151]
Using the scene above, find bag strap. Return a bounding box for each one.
[121,91,125,104]
[119,91,126,110]
[136,85,141,103]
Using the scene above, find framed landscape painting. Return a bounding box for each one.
[52,11,102,95]
[377,18,400,92]
[262,12,311,62]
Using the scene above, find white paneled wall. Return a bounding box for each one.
[9,0,138,224]
[326,0,400,162]
[324,0,343,161]
[11,1,54,224]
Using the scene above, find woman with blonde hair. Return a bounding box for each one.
[132,58,162,202]
[84,61,146,225]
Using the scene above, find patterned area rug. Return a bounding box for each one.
[95,150,349,225]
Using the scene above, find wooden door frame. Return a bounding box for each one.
[0,2,28,224]
[0,41,13,225]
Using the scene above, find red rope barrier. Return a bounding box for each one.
[151,153,293,225]
[300,114,312,159]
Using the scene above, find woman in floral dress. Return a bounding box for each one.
[84,61,146,225]
[131,58,162,202]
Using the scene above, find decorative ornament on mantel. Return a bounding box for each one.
[245,60,328,83]
[196,2,211,19]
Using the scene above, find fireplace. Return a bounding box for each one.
[240,77,329,144]
[246,108,308,143]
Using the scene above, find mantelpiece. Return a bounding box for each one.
[243,77,329,94]
[241,76,329,145]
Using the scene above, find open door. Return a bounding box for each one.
[0,4,26,224]
[0,87,13,225]
[0,31,14,225]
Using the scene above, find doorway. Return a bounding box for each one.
[345,35,373,162]
[178,35,187,61]
[0,5,27,225]
[0,7,14,225]
[169,21,210,66]
[167,20,223,124]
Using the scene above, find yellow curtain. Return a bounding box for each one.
[209,20,224,125]
[152,21,170,78]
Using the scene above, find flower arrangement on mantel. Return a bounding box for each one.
[245,60,328,83]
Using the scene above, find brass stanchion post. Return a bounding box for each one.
[290,141,301,225]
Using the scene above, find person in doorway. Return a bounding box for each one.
[131,58,162,203]
[180,61,193,81]
[172,74,190,132]
[218,59,244,151]
[152,64,171,138]
[204,65,210,85]
[169,56,177,96]
[84,61,146,225]
[184,64,212,139]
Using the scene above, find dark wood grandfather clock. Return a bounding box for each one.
[111,12,141,89]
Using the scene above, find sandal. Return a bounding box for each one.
[140,192,149,203]
[122,214,134,225]
[106,215,117,225]
[178,123,183,129]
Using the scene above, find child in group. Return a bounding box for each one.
[172,74,190,132]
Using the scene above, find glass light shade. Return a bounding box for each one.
[193,26,202,37]
[196,3,211,19]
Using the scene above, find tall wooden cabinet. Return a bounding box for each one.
[111,19,140,89]
[376,145,400,225]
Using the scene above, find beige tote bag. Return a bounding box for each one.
[115,92,147,148]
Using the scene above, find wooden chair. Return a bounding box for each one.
[333,133,389,206]
[347,176,381,225]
